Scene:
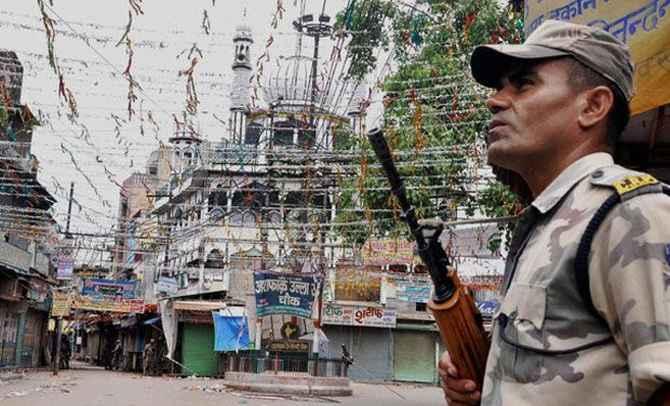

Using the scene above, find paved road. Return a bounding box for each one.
[0,364,444,406]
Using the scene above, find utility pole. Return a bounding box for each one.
[53,182,74,375]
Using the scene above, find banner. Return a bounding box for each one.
[253,272,320,318]
[81,279,137,299]
[362,239,415,266]
[525,0,670,114]
[73,296,144,313]
[51,291,73,317]
[334,267,381,302]
[212,313,250,352]
[322,303,397,328]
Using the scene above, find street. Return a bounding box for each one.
[0,363,444,406]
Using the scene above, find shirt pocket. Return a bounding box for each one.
[496,283,548,351]
[495,282,612,355]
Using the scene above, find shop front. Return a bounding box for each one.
[322,303,396,381]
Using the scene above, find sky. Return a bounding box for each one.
[1,0,368,242]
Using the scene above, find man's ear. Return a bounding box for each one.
[577,86,614,130]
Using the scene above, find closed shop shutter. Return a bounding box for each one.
[181,323,217,376]
[322,325,393,381]
[351,326,393,381]
[393,330,436,383]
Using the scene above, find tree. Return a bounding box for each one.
[333,0,524,252]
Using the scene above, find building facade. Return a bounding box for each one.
[0,50,58,369]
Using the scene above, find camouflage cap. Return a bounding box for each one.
[470,19,634,100]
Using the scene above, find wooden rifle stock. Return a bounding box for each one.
[367,128,490,388]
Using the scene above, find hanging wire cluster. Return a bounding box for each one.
[0,0,521,287]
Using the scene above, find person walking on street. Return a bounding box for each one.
[440,20,670,405]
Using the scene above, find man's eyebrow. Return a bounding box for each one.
[507,65,538,80]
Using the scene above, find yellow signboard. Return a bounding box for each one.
[525,0,670,114]
[362,239,415,266]
[51,291,73,317]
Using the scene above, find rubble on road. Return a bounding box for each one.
[4,391,28,398]
[1,378,78,400]
[183,382,340,403]
[0,372,25,382]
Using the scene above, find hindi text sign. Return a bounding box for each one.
[525,0,670,114]
[253,272,320,318]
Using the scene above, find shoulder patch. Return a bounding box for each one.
[612,174,659,195]
[589,166,663,200]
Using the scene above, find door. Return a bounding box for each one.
[0,311,18,366]
[393,330,436,383]
[181,323,217,376]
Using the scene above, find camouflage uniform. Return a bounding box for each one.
[483,152,670,405]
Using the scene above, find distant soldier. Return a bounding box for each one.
[59,334,71,370]
[143,338,156,376]
[111,338,123,370]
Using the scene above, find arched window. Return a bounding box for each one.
[205,249,225,269]
[174,208,183,228]
[208,186,227,212]
[273,120,294,146]
[245,122,263,146]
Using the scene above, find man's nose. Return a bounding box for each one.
[486,89,509,114]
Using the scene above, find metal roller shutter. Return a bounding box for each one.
[393,330,436,383]
[181,323,217,376]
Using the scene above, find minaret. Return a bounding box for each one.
[347,84,368,138]
[169,114,202,174]
[230,17,253,144]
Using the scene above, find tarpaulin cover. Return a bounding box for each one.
[212,313,250,352]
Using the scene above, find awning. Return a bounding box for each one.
[173,300,226,312]
[143,316,161,325]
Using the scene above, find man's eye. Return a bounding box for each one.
[514,77,533,88]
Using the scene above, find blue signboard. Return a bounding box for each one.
[476,300,500,316]
[253,272,321,318]
[81,279,137,299]
[395,280,432,303]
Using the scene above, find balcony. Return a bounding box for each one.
[0,240,50,276]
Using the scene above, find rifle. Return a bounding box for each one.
[367,128,490,388]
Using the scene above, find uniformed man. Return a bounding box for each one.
[143,338,156,376]
[439,20,670,405]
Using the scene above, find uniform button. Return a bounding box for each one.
[592,169,604,179]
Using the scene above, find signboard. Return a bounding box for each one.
[395,279,432,303]
[51,291,73,317]
[266,339,309,353]
[362,239,415,266]
[322,303,397,328]
[73,296,145,313]
[56,255,74,280]
[334,267,381,302]
[322,303,355,326]
[525,0,670,115]
[156,277,178,295]
[476,300,500,316]
[253,272,320,318]
[81,279,137,299]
